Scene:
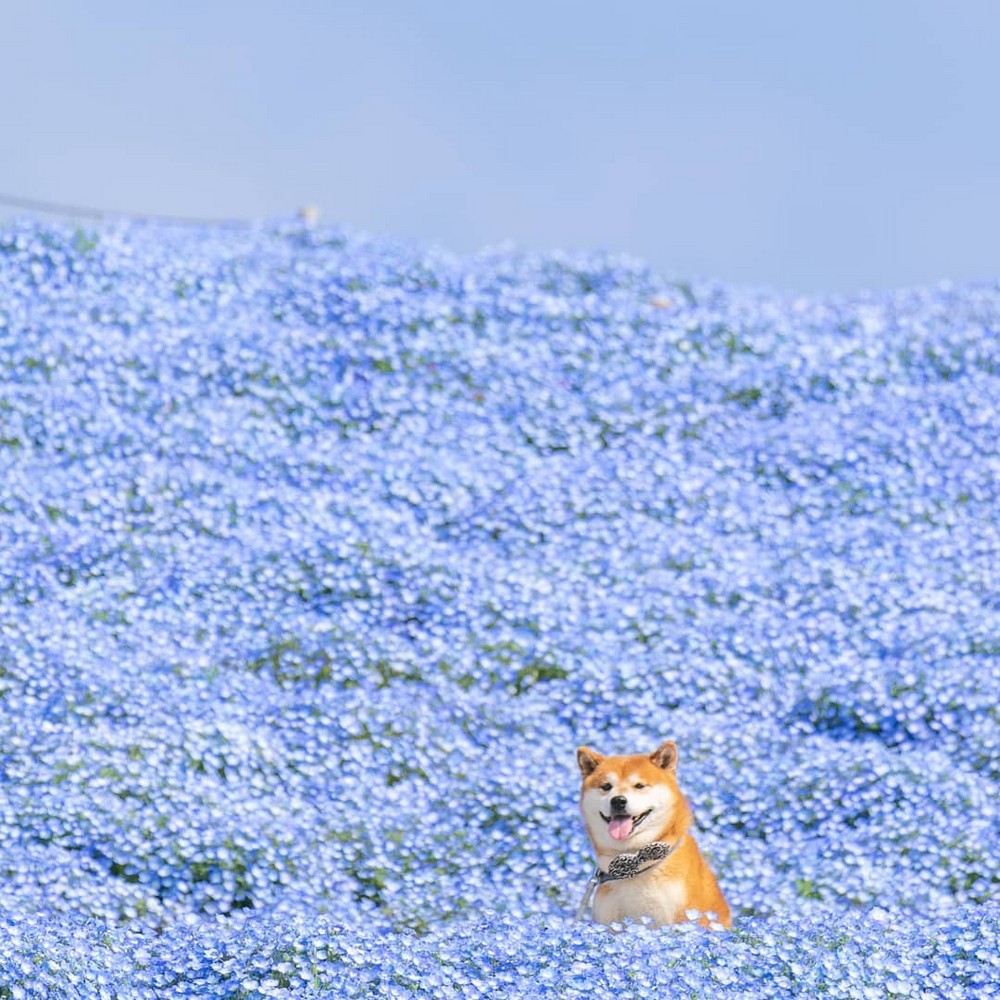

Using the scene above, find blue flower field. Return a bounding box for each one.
[0,218,997,997]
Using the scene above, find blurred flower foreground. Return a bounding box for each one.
[0,219,996,998]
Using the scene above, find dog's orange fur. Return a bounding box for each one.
[577,742,731,929]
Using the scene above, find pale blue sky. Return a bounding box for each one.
[2,1,998,293]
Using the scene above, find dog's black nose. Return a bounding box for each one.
[610,795,627,812]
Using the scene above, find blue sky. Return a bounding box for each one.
[2,1,998,293]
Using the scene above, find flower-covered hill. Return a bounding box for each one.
[0,218,996,997]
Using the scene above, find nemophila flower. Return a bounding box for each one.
[0,218,996,992]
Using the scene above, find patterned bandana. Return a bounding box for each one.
[575,836,684,920]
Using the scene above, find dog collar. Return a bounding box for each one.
[575,837,684,921]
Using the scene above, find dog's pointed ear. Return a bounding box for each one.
[577,747,604,777]
[649,740,678,772]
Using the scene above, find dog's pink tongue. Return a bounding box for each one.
[608,816,634,841]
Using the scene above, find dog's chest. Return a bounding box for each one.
[592,873,686,926]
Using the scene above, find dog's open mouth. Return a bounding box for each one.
[600,808,652,842]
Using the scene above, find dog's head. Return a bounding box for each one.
[577,741,690,852]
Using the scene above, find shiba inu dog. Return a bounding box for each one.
[576,740,731,929]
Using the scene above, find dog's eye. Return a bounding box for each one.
[634,782,646,789]
[600,782,612,792]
